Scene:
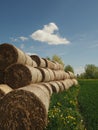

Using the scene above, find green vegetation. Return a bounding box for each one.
[78,64,98,79]
[78,79,98,130]
[65,65,74,73]
[45,86,85,130]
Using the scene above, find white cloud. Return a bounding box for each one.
[19,36,28,41]
[30,22,70,45]
[10,37,18,42]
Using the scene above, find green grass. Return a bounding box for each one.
[78,79,98,130]
[45,86,85,130]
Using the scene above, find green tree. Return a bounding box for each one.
[64,65,74,73]
[85,64,98,79]
[52,55,65,66]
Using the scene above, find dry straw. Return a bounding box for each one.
[0,83,51,130]
[49,81,60,93]
[0,71,5,84]
[0,43,37,71]
[30,55,47,68]
[0,84,13,99]
[4,64,43,89]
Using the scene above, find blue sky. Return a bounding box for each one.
[0,0,98,74]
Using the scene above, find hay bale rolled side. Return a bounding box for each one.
[39,83,53,95]
[30,55,47,68]
[0,43,37,71]
[49,81,60,93]
[4,64,43,89]
[55,81,65,92]
[67,71,75,79]
[53,70,67,80]
[0,84,13,99]
[38,68,51,82]
[0,84,50,130]
[61,79,74,90]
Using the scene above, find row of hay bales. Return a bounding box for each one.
[0,43,78,130]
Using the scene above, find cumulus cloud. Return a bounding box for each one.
[30,23,70,45]
[19,36,28,41]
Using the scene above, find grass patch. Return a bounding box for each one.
[78,79,98,130]
[45,86,85,130]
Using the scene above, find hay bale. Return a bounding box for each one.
[30,55,47,68]
[4,64,43,89]
[47,68,55,81]
[0,84,13,99]
[25,54,37,67]
[55,81,65,92]
[49,82,60,93]
[38,68,51,82]
[0,70,5,84]
[60,79,74,90]
[60,80,69,90]
[39,83,53,95]
[53,70,66,80]
[45,59,55,70]
[52,61,64,70]
[67,71,75,79]
[72,79,78,86]
[0,85,50,130]
[0,43,37,71]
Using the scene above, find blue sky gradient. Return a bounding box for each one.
[0,0,98,74]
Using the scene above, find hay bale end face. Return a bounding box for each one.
[4,64,32,88]
[0,43,16,70]
[0,89,48,130]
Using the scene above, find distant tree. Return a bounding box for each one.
[52,55,65,66]
[64,65,74,73]
[85,64,97,79]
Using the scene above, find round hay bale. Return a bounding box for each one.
[19,85,50,113]
[45,59,55,70]
[55,81,65,92]
[0,70,5,84]
[4,64,43,89]
[65,72,70,79]
[47,68,55,81]
[72,79,78,86]
[66,79,74,88]
[4,63,32,88]
[53,70,65,80]
[30,55,47,68]
[0,43,25,70]
[0,43,37,71]
[60,80,69,90]
[52,61,64,70]
[40,83,53,96]
[0,87,49,130]
[67,71,75,78]
[30,55,41,66]
[38,68,51,82]
[27,66,43,83]
[25,54,37,67]
[49,82,60,93]
[0,84,13,99]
